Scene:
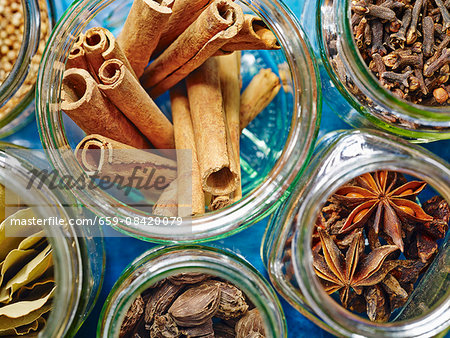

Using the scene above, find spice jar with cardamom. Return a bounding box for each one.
[0,144,104,337]
[301,0,450,142]
[262,129,450,337]
[0,0,53,137]
[99,245,286,337]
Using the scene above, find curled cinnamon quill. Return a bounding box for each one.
[98,59,175,149]
[186,58,239,196]
[240,68,281,131]
[83,27,136,78]
[75,134,177,190]
[66,34,89,70]
[170,85,205,216]
[153,180,178,217]
[154,0,213,55]
[141,0,244,97]
[216,14,281,55]
[117,0,174,77]
[61,68,149,149]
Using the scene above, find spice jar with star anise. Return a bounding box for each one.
[99,245,287,338]
[262,129,450,337]
[300,0,450,142]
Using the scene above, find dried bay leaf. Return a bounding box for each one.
[0,208,45,262]
[0,286,54,332]
[145,281,184,324]
[202,280,248,320]
[235,308,265,338]
[0,248,37,290]
[149,314,180,338]
[18,231,45,251]
[119,295,145,338]
[0,304,51,333]
[168,284,220,327]
[0,244,52,303]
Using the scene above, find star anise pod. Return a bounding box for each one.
[334,171,433,251]
[313,228,399,308]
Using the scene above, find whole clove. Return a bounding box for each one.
[352,0,450,106]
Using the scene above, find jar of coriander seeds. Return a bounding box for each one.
[36,0,321,242]
[98,245,286,338]
[262,129,450,337]
[0,143,104,336]
[0,0,54,137]
[301,0,450,142]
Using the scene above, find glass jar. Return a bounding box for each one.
[0,0,54,137]
[36,0,321,242]
[0,143,105,336]
[301,0,450,142]
[98,245,286,337]
[262,129,450,337]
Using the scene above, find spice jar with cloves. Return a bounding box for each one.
[0,0,53,136]
[301,0,450,142]
[99,245,286,338]
[262,129,450,337]
[0,144,105,337]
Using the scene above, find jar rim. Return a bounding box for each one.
[291,129,450,337]
[0,146,84,337]
[98,245,287,338]
[36,0,321,242]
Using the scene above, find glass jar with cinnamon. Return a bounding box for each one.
[0,144,104,337]
[301,0,450,142]
[36,0,321,242]
[0,0,54,137]
[262,129,450,336]
[98,245,286,337]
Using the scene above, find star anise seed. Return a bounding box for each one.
[334,171,433,252]
[313,228,399,308]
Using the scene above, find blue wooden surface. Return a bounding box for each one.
[3,0,449,336]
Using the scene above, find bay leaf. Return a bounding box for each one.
[18,231,45,251]
[0,304,51,333]
[0,208,43,262]
[0,286,54,331]
[0,244,52,303]
[0,248,37,290]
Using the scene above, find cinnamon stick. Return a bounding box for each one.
[66,32,88,70]
[170,85,205,216]
[153,180,178,217]
[209,52,241,210]
[240,68,281,131]
[141,0,244,98]
[61,68,149,149]
[117,0,174,77]
[66,44,89,71]
[186,58,239,196]
[216,14,280,55]
[98,59,175,149]
[83,27,136,78]
[74,135,177,192]
[154,0,213,55]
